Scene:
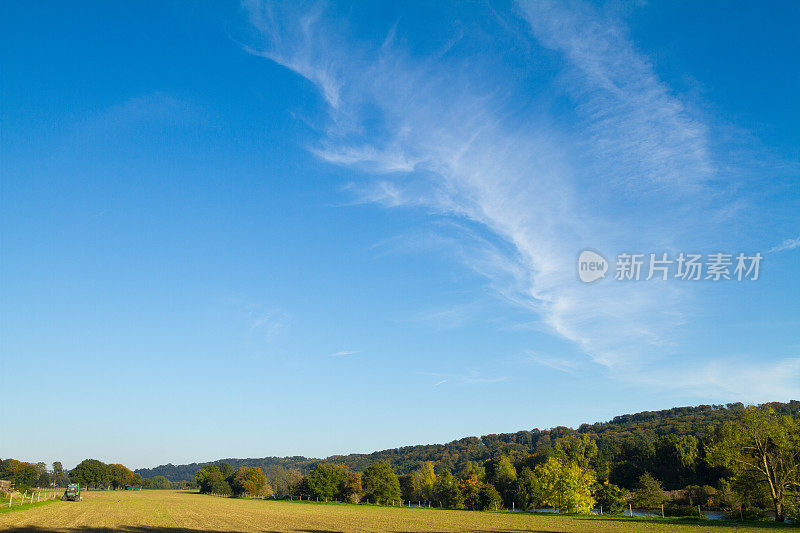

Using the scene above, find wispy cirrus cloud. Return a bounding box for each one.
[769,235,800,253]
[516,0,714,192]
[647,356,800,403]
[424,371,508,388]
[225,296,292,344]
[86,92,207,132]
[329,350,360,357]
[525,351,579,375]
[241,1,798,400]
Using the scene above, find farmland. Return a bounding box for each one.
[0,490,796,533]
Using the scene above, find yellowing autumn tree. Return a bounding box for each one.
[534,457,596,513]
[411,461,436,502]
[231,466,270,497]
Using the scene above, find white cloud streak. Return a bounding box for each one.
[330,350,360,357]
[769,235,800,253]
[242,1,798,398]
[525,351,579,375]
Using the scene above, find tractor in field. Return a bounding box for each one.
[61,483,82,501]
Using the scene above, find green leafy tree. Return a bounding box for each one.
[18,463,39,488]
[715,478,743,511]
[195,466,214,492]
[1,460,29,487]
[706,406,800,522]
[195,463,234,495]
[556,435,598,471]
[307,463,347,501]
[653,434,698,489]
[632,473,665,509]
[475,483,502,511]
[292,476,311,498]
[207,471,231,495]
[459,462,485,483]
[362,461,401,504]
[410,461,436,502]
[514,466,539,510]
[149,475,173,489]
[70,459,108,489]
[594,481,627,514]
[52,462,66,487]
[218,462,234,479]
[610,437,656,489]
[485,456,517,508]
[432,470,464,508]
[534,457,595,513]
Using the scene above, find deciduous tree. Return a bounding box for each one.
[307,463,347,501]
[706,406,800,522]
[534,457,595,513]
[231,466,269,497]
[594,481,627,514]
[432,470,464,508]
[632,473,665,509]
[52,462,66,487]
[362,462,401,504]
[70,459,108,489]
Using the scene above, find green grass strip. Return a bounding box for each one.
[0,498,59,515]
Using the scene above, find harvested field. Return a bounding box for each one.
[0,490,795,532]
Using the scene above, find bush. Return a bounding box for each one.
[740,507,769,520]
[685,485,716,506]
[664,504,701,517]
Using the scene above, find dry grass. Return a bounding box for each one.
[0,489,793,532]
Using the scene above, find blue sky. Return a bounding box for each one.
[1,1,798,470]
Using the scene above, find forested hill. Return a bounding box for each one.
[136,401,799,482]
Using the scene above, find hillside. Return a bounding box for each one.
[134,401,800,483]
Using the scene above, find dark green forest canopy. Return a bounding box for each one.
[136,401,799,483]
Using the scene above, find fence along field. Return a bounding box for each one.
[1,489,61,509]
[0,489,796,533]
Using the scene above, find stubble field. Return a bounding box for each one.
[0,490,794,532]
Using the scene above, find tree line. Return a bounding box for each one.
[141,402,793,484]
[187,402,799,522]
[68,459,196,490]
[0,458,191,491]
[0,460,67,490]
[5,402,798,521]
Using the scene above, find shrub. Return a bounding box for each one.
[594,482,627,514]
[664,504,701,517]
